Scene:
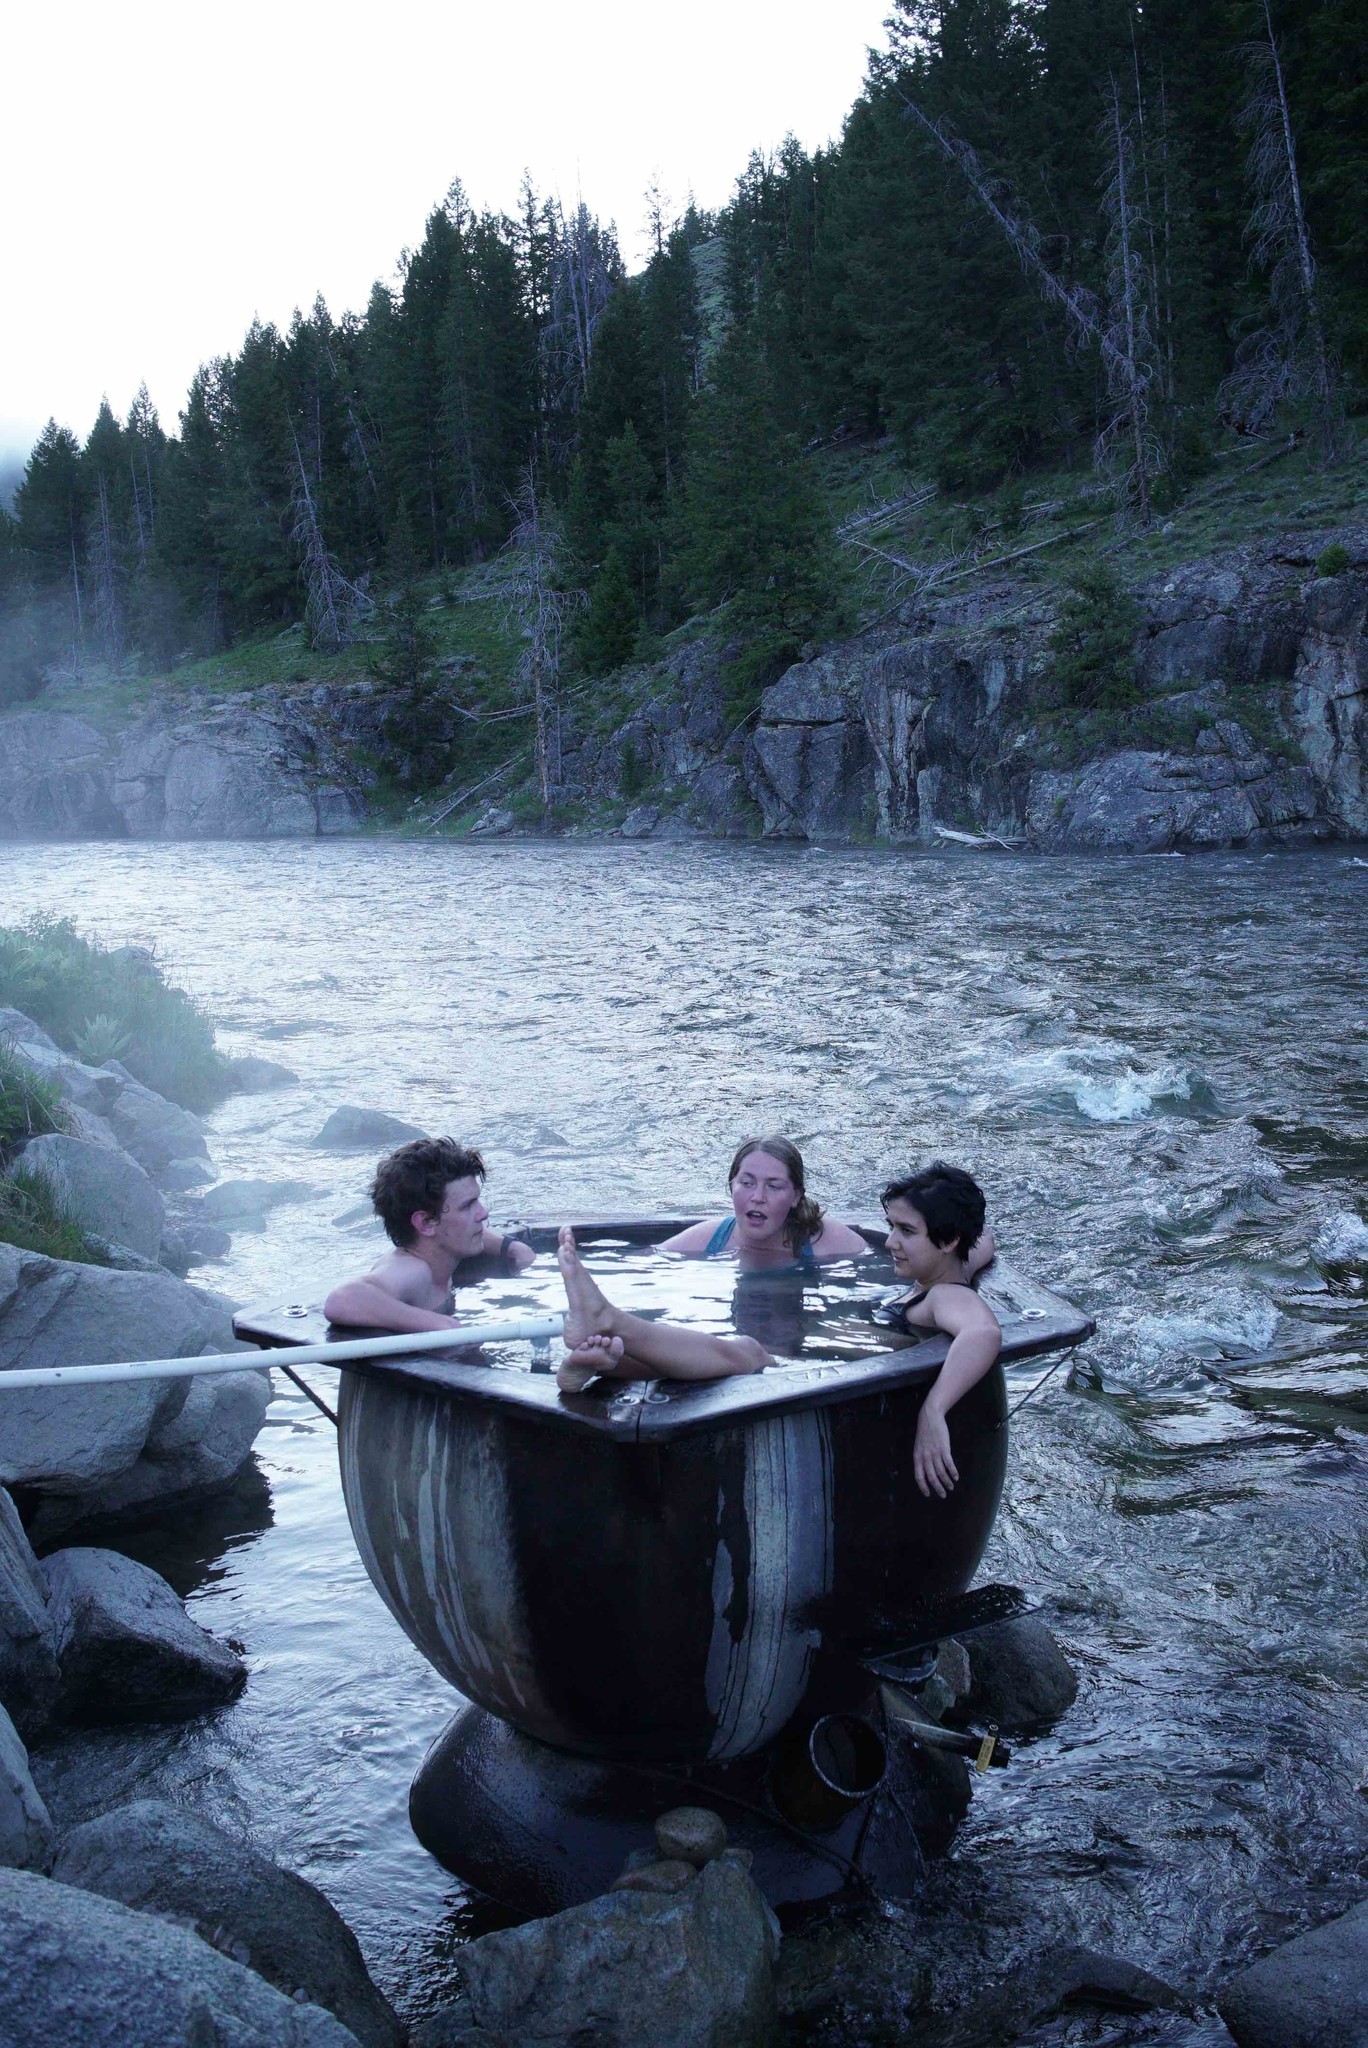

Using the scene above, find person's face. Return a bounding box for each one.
[413,1176,487,1261]
[883,1198,944,1285]
[730,1149,798,1244]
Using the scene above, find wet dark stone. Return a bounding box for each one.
[52,1799,402,2048]
[953,1616,1078,1732]
[1217,1901,1368,2048]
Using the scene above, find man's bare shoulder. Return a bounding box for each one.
[366,1249,451,1310]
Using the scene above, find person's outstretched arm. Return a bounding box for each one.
[322,1275,462,1331]
[912,1287,1002,1499]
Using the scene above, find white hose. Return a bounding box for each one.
[0,1316,566,1392]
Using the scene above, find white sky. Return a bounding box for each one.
[1,0,891,471]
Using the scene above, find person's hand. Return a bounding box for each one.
[914,1403,958,1499]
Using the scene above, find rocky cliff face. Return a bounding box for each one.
[0,686,374,841]
[742,528,1366,852]
[2,529,1363,852]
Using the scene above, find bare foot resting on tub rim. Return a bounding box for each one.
[555,1226,770,1392]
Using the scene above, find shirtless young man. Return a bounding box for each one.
[557,1161,1001,1503]
[322,1138,534,1332]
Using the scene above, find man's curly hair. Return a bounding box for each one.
[369,1138,486,1248]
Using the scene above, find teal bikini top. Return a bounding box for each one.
[702,1215,820,1276]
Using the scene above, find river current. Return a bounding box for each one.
[2,840,1365,2041]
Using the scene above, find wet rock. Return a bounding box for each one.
[917,1946,1188,2047]
[19,1133,165,1260]
[954,1616,1078,1731]
[610,1857,697,1894]
[160,1155,217,1192]
[0,1485,60,1737]
[52,1799,402,2048]
[0,1865,362,2045]
[105,1075,210,1180]
[225,1054,300,1092]
[53,1368,272,1530]
[0,1245,236,1495]
[1217,1901,1368,2048]
[619,804,660,838]
[0,1703,54,1870]
[200,1178,313,1229]
[407,2000,497,2047]
[312,1107,427,1150]
[42,1546,246,1723]
[159,1215,233,1271]
[461,1852,779,2048]
[654,1805,728,1867]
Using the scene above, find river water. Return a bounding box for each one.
[2,840,1366,2042]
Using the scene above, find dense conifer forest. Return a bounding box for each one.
[2,0,1363,712]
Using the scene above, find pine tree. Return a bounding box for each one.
[578,548,639,675]
[676,327,834,694]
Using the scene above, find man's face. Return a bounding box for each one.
[883,1197,942,1286]
[413,1176,487,1261]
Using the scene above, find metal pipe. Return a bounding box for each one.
[0,1317,566,1392]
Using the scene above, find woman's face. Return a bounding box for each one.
[730,1149,799,1243]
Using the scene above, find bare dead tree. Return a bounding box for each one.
[502,466,581,815]
[1220,0,1342,456]
[896,85,1168,515]
[541,201,620,457]
[1096,79,1167,522]
[289,427,369,652]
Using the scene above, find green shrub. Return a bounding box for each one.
[0,1163,107,1264]
[1046,563,1142,711]
[0,917,229,1110]
[0,1043,68,1150]
[1315,543,1352,579]
[71,1012,133,1066]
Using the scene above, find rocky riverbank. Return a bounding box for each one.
[2,526,1364,854]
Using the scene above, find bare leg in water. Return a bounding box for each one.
[556,1226,771,1393]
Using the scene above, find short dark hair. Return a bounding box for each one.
[881,1161,986,1260]
[370,1138,486,1248]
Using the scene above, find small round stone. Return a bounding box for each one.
[610,1858,696,1894]
[654,1806,728,1867]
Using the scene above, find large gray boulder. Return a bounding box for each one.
[0,1485,60,1737]
[105,1073,210,1179]
[52,1800,402,2048]
[0,1244,236,1494]
[0,1007,59,1053]
[955,1616,1079,1731]
[312,1107,427,1150]
[42,1546,245,1723]
[57,1367,272,1527]
[9,1038,122,1117]
[460,1852,779,2048]
[20,1133,165,1260]
[1217,1902,1368,2048]
[0,1865,362,2045]
[0,1702,53,1871]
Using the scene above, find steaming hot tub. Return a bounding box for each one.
[235,1221,1092,1767]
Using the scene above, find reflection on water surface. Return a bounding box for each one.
[1,839,1364,2035]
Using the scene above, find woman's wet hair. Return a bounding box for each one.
[881,1161,986,1260]
[729,1136,824,1254]
[371,1138,486,1248]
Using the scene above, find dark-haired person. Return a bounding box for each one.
[661,1136,871,1271]
[881,1162,1002,1501]
[322,1138,534,1332]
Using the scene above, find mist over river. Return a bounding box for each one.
[2,839,1366,2041]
